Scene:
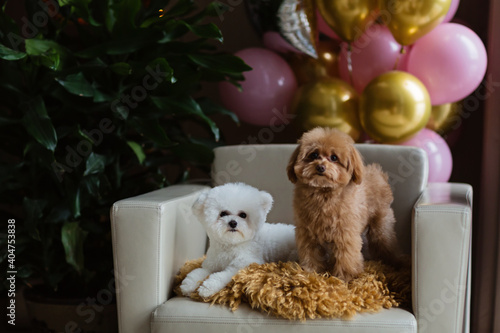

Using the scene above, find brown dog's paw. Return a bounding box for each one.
[300,261,321,274]
[331,263,364,282]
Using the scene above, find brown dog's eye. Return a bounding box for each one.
[330,155,338,162]
[238,212,247,219]
[309,152,320,160]
[220,211,229,217]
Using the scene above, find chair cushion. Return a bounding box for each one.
[152,297,416,333]
[212,144,428,254]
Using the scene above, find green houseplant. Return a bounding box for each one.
[0,0,249,311]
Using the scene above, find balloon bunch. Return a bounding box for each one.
[218,0,487,182]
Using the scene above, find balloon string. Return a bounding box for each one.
[347,43,353,85]
[394,46,406,70]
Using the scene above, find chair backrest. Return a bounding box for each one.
[212,144,428,254]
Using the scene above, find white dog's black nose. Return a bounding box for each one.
[228,220,237,229]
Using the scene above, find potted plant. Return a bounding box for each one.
[0,0,249,331]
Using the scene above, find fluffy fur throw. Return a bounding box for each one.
[174,258,411,320]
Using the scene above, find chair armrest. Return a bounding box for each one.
[412,183,472,333]
[111,184,209,333]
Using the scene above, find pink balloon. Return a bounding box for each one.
[443,0,460,23]
[407,23,487,105]
[218,48,297,126]
[317,10,340,40]
[262,31,301,55]
[399,128,453,182]
[338,26,409,93]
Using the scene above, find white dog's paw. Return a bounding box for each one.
[179,279,197,296]
[197,270,235,298]
[180,268,209,296]
[197,284,218,298]
[197,279,224,298]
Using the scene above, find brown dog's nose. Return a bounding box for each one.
[228,220,237,229]
[316,164,326,173]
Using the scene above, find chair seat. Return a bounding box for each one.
[151,296,417,333]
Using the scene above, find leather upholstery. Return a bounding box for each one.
[111,185,209,333]
[412,183,472,333]
[111,144,471,333]
[152,297,416,333]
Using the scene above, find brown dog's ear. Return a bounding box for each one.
[350,147,364,184]
[287,145,301,184]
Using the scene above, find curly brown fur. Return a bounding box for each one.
[287,127,403,281]
[175,257,411,321]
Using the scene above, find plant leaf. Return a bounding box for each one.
[0,43,26,60]
[76,30,162,58]
[58,0,91,6]
[23,141,57,171]
[186,23,223,42]
[22,97,58,152]
[198,97,239,124]
[82,175,101,198]
[16,265,35,279]
[61,222,88,275]
[23,197,46,241]
[58,0,96,28]
[108,0,141,33]
[151,95,219,141]
[56,72,94,97]
[184,1,229,24]
[147,57,175,84]
[142,0,195,28]
[126,141,146,164]
[155,20,223,43]
[45,204,72,224]
[83,153,106,176]
[109,62,132,75]
[156,22,183,43]
[25,39,67,70]
[129,118,173,147]
[188,53,252,76]
[64,179,81,219]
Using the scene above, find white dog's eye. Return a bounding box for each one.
[330,154,338,162]
[220,211,229,217]
[238,212,247,219]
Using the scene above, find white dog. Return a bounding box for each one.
[180,182,296,298]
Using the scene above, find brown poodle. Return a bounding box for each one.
[287,127,402,281]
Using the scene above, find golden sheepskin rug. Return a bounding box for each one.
[174,257,411,321]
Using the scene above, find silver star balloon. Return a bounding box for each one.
[277,0,317,58]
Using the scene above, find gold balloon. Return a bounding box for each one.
[292,78,362,140]
[316,0,379,42]
[380,0,451,45]
[360,71,431,143]
[288,40,340,85]
[426,101,462,135]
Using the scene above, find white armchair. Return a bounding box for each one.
[111,144,472,333]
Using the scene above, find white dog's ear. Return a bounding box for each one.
[259,190,273,215]
[192,189,210,220]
